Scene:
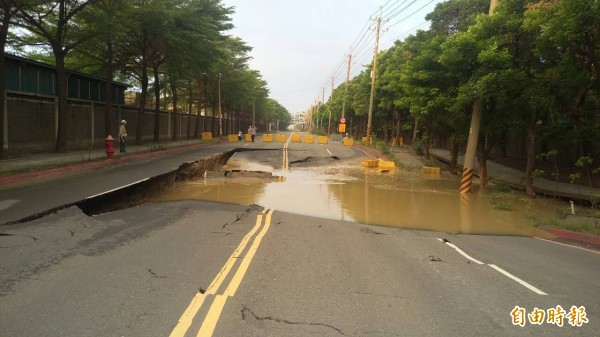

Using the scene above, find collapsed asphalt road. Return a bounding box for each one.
[1,138,599,336]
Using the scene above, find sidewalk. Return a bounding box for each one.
[0,139,215,185]
[428,148,600,202]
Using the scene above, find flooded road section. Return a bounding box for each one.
[154,154,559,238]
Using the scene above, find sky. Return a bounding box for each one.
[221,0,447,114]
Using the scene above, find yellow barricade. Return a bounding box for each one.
[422,167,441,174]
[303,135,314,143]
[262,134,273,142]
[361,159,396,169]
[245,134,252,142]
[291,134,302,143]
[343,138,354,146]
[201,132,212,140]
[378,160,396,169]
[361,160,379,168]
[318,136,328,144]
[228,134,238,142]
[276,134,287,142]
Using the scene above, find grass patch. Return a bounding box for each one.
[491,195,512,210]
[494,183,513,193]
[538,219,600,236]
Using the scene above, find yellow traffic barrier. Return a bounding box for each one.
[228,134,238,142]
[361,159,379,168]
[276,134,286,142]
[245,134,252,142]
[262,134,273,142]
[361,159,396,170]
[422,167,441,174]
[378,160,396,169]
[318,136,328,144]
[201,132,212,140]
[303,135,314,143]
[291,134,302,143]
[343,138,354,146]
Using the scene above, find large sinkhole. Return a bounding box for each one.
[5,147,573,238]
[76,148,279,216]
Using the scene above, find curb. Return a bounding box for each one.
[0,141,219,186]
[539,226,600,246]
[352,144,389,160]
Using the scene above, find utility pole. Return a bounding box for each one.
[252,97,255,129]
[460,0,499,194]
[342,53,351,119]
[331,76,334,100]
[328,76,334,137]
[366,15,381,146]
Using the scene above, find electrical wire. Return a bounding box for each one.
[310,0,444,108]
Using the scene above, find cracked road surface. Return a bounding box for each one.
[2,201,598,336]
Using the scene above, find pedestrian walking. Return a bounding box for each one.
[250,126,256,142]
[118,120,128,153]
[238,130,242,141]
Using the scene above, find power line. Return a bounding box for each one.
[385,0,417,21]
[387,0,437,30]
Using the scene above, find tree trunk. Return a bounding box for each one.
[153,67,160,142]
[0,1,13,158]
[104,41,113,137]
[423,116,431,160]
[194,78,202,138]
[411,116,419,145]
[54,51,69,152]
[477,143,488,187]
[136,58,148,145]
[187,81,192,139]
[393,110,401,147]
[450,138,459,175]
[171,75,178,141]
[525,123,536,197]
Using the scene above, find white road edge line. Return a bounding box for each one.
[437,238,548,296]
[534,237,600,255]
[437,238,484,265]
[488,264,548,296]
[327,149,332,155]
[85,178,150,199]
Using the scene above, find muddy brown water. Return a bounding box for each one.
[154,158,562,238]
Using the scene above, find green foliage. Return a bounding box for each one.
[539,219,600,236]
[412,139,424,156]
[491,195,511,210]
[494,184,512,193]
[532,168,544,179]
[569,172,582,184]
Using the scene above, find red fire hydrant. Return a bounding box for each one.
[105,135,115,159]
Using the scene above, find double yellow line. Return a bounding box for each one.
[169,209,275,337]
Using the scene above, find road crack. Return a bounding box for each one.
[146,268,166,279]
[360,227,385,235]
[0,232,40,241]
[241,306,347,336]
